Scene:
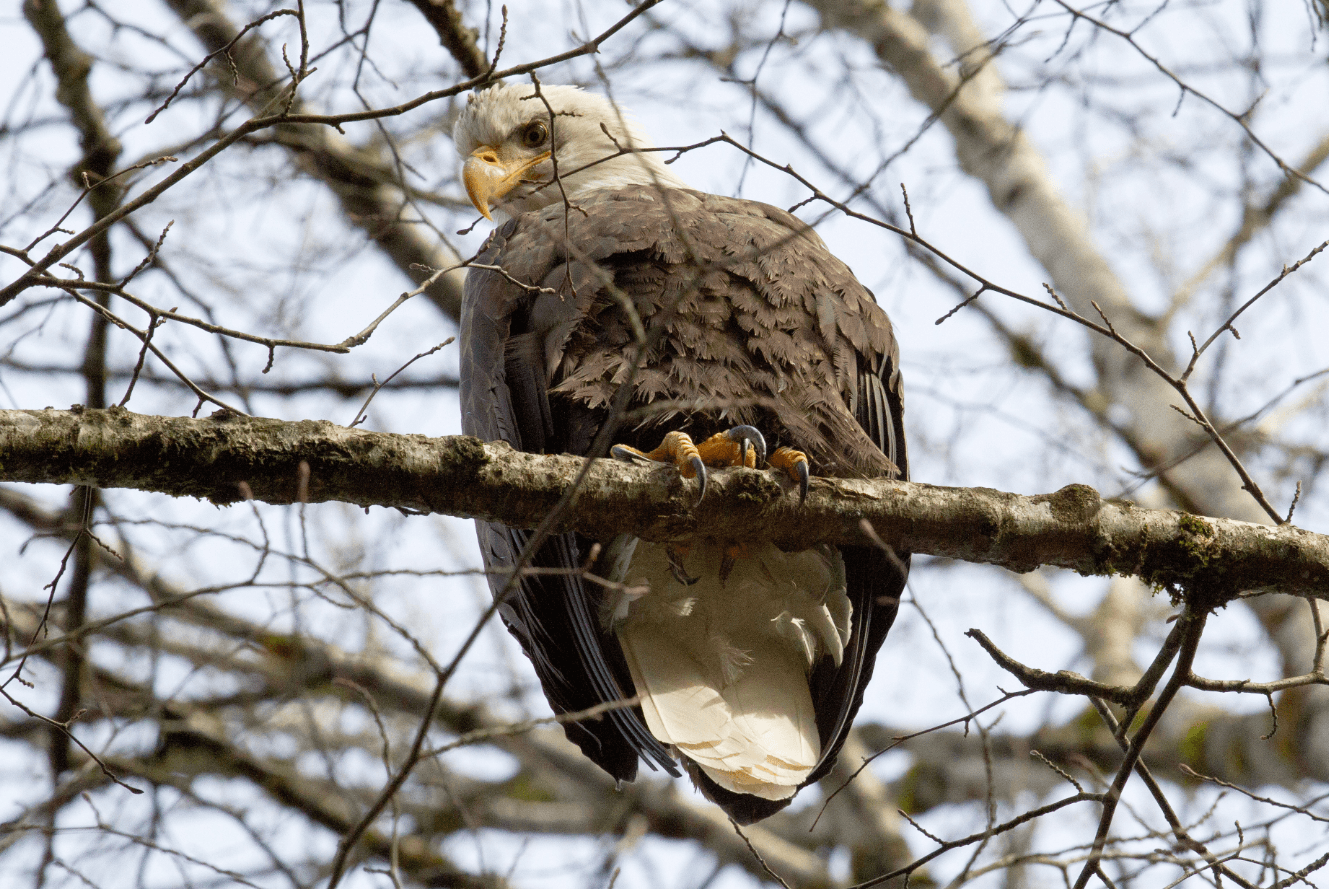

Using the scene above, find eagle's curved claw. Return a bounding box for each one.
[770,447,811,504]
[722,425,767,468]
[611,444,649,465]
[690,455,708,505]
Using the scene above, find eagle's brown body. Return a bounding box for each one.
[461,182,908,822]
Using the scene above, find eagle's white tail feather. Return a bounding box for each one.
[614,541,850,800]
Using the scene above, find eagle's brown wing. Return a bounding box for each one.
[460,186,908,822]
[460,215,676,782]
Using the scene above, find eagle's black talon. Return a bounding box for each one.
[795,460,809,504]
[667,546,701,585]
[723,425,766,467]
[691,455,707,504]
[611,444,642,464]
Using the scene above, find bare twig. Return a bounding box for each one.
[350,339,454,428]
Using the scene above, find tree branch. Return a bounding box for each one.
[3,408,1327,601]
[403,0,489,78]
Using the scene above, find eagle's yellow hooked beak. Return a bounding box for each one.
[462,146,551,219]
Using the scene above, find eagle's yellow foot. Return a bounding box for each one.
[770,446,811,504]
[611,426,767,503]
[695,425,766,470]
[611,430,705,494]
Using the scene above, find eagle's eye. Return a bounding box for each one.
[520,121,549,148]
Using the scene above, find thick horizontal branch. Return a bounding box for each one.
[2,408,1327,601]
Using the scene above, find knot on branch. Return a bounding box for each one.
[1037,484,1103,524]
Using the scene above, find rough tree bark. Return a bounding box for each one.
[3,408,1327,603]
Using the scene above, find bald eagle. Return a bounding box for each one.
[454,83,908,823]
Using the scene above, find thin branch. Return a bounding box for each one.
[1072,609,1208,889]
[1185,238,1329,374]
[1049,0,1327,196]
[0,0,666,308]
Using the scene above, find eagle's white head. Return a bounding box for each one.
[453,83,689,220]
